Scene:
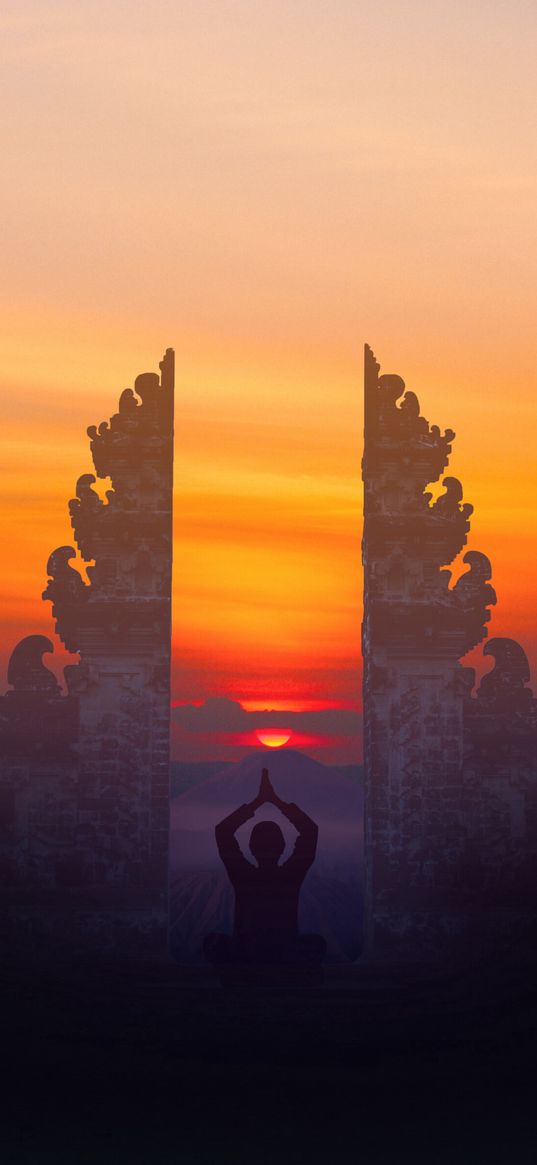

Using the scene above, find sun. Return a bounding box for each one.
[256,730,292,749]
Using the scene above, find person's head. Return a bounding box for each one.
[249,820,285,868]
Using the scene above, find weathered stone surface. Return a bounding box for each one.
[0,350,174,957]
[362,345,536,964]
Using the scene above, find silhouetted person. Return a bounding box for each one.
[204,769,326,967]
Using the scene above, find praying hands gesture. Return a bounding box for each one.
[250,768,286,813]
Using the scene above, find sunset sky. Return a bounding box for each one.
[2,2,537,761]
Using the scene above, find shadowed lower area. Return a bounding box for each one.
[2,955,536,1164]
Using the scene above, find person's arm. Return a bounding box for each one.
[263,774,318,874]
[214,772,269,875]
[274,794,317,834]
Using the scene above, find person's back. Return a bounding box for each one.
[205,768,325,966]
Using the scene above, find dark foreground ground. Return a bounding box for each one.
[2,956,536,1164]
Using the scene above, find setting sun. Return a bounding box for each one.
[256,731,292,749]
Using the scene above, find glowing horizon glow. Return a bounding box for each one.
[256,731,292,749]
[242,698,355,713]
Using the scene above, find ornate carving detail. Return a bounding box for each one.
[0,638,77,769]
[2,348,174,954]
[43,546,86,601]
[362,345,537,959]
[478,638,533,713]
[464,638,537,825]
[42,546,87,652]
[454,551,494,601]
[430,477,473,522]
[68,473,107,559]
[452,551,497,653]
[363,346,492,662]
[6,635,60,697]
[86,361,173,486]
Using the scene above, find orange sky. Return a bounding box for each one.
[1,3,537,753]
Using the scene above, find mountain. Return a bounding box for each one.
[170,760,225,797]
[336,764,364,784]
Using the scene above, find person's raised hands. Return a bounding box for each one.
[250,767,274,810]
[260,767,273,801]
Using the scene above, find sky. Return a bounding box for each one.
[1,1,537,762]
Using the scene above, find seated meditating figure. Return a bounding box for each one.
[204,769,326,967]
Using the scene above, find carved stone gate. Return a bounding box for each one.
[0,350,174,958]
[362,345,537,963]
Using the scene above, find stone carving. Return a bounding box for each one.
[452,551,497,654]
[478,637,533,708]
[1,349,174,957]
[6,635,60,696]
[0,633,77,815]
[431,476,472,519]
[42,546,87,653]
[68,473,108,560]
[363,344,536,964]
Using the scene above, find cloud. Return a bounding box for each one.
[171,697,362,736]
